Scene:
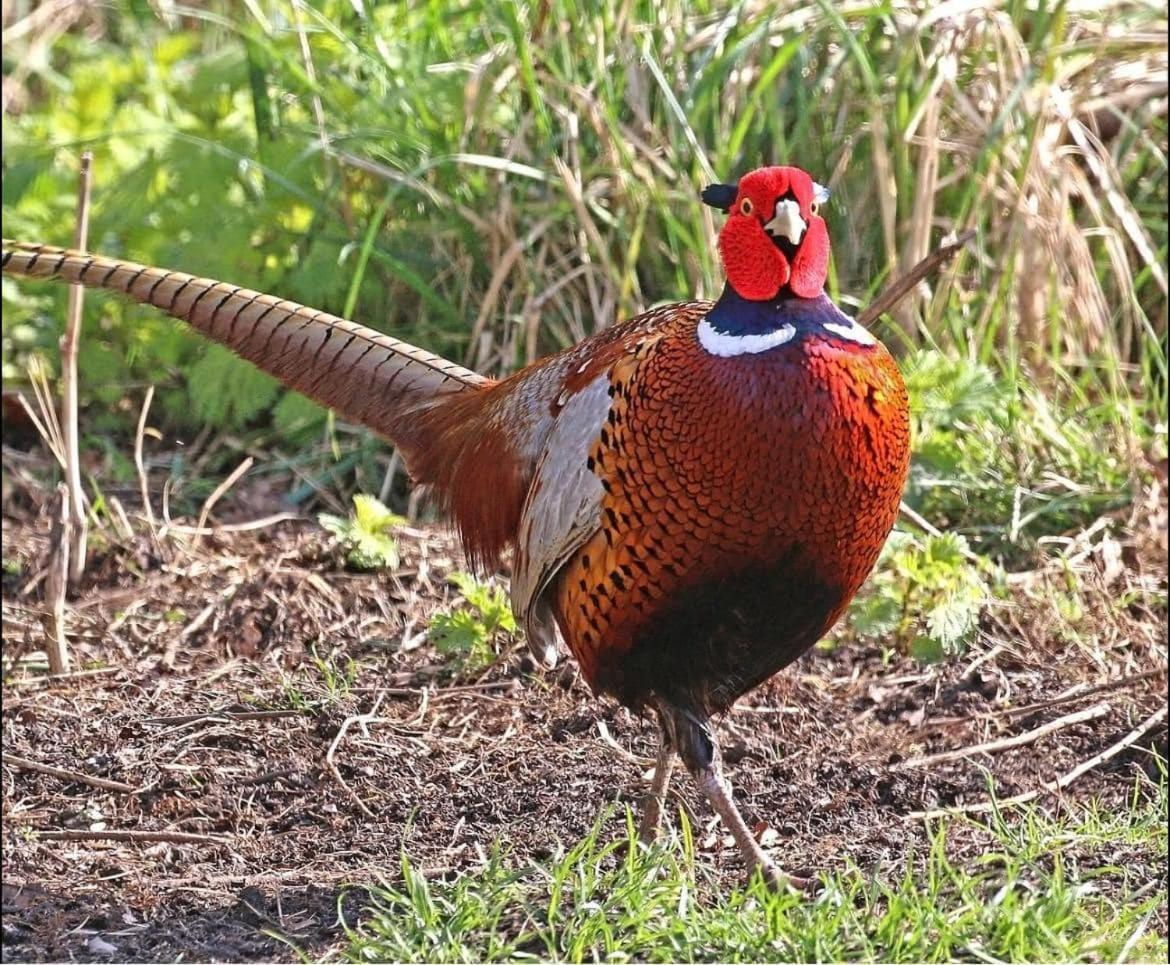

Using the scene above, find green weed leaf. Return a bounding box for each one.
[319,493,406,571]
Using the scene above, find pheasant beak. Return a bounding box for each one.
[764,198,806,246]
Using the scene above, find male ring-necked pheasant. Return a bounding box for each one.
[2,165,911,887]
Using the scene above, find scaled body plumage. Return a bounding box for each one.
[552,289,909,719]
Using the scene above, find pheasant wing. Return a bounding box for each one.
[510,374,613,668]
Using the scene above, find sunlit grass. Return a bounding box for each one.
[339,780,1167,963]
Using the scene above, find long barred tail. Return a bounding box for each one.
[1,240,490,445]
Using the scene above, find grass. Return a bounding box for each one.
[339,780,1168,963]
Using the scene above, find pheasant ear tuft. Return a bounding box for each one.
[701,182,739,212]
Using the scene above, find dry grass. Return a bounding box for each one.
[2,2,1165,388]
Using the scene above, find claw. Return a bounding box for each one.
[751,861,818,894]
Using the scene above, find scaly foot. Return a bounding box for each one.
[750,859,816,893]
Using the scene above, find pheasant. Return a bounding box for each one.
[2,164,911,887]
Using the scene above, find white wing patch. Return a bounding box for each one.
[697,317,796,357]
[512,374,612,668]
[822,319,877,346]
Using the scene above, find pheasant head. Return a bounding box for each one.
[702,165,831,301]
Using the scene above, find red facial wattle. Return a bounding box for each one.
[788,216,828,298]
[709,165,831,302]
[718,217,789,300]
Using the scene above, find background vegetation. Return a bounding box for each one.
[1,1,1166,960]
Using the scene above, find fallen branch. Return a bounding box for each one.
[911,704,1167,819]
[2,751,137,794]
[139,709,306,726]
[32,829,225,846]
[325,692,388,819]
[893,702,1111,771]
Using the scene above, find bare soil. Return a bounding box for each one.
[2,486,1166,962]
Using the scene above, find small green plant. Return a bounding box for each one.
[850,530,994,662]
[901,352,1135,565]
[429,572,517,673]
[311,645,358,699]
[276,645,357,711]
[319,493,407,571]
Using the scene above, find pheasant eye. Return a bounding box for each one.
[739,198,754,216]
[810,202,820,216]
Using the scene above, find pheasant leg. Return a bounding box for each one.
[695,757,808,890]
[638,727,675,843]
[659,698,809,891]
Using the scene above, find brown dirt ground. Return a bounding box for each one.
[1,472,1167,963]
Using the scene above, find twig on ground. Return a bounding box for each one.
[159,600,216,672]
[190,455,255,551]
[912,704,1167,819]
[894,702,1112,771]
[62,150,92,585]
[139,709,306,726]
[32,829,225,846]
[164,512,303,536]
[2,751,137,794]
[596,719,649,767]
[236,768,299,787]
[325,692,387,819]
[352,680,520,699]
[924,669,1165,728]
[5,666,120,688]
[23,360,66,466]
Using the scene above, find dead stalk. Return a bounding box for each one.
[858,230,975,329]
[21,361,65,465]
[134,385,157,535]
[191,455,255,552]
[291,0,337,188]
[41,483,71,674]
[62,150,93,585]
